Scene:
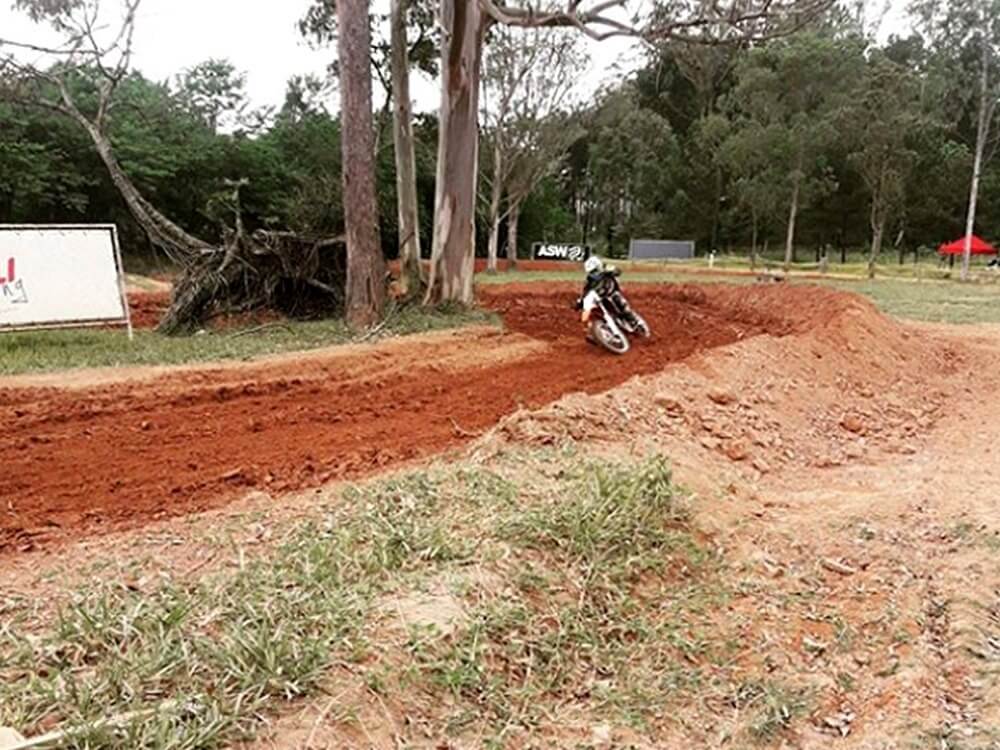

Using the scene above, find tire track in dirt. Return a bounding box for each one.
[0,283,807,552]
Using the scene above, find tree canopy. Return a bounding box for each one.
[1,0,997,300]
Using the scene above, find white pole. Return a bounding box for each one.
[110,225,134,341]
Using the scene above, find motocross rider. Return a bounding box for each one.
[575,255,626,338]
[575,255,633,340]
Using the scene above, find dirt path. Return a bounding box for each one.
[5,281,1000,746]
[728,330,1000,747]
[446,298,999,747]
[0,284,800,553]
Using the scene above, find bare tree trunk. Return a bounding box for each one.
[390,0,423,298]
[962,38,993,282]
[486,139,503,273]
[426,0,487,304]
[507,199,521,268]
[784,174,801,272]
[868,208,885,280]
[338,0,386,328]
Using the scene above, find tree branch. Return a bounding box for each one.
[480,0,833,44]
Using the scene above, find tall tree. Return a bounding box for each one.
[337,0,386,328]
[390,0,425,298]
[586,88,685,255]
[716,114,784,264]
[427,0,834,303]
[480,24,587,272]
[912,0,1000,280]
[424,0,487,303]
[726,33,860,269]
[300,0,437,299]
[847,52,926,277]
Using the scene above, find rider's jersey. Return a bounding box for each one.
[581,288,602,314]
[580,268,621,313]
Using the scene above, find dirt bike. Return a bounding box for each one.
[575,272,651,355]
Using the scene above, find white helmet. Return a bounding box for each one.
[584,255,603,274]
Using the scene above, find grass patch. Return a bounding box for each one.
[0,467,470,747]
[502,456,695,587]
[403,457,732,744]
[822,277,1000,324]
[0,304,497,377]
[0,526,373,747]
[733,680,812,742]
[0,454,808,747]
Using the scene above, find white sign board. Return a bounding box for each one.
[0,225,131,333]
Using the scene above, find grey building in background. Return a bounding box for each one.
[629,239,696,260]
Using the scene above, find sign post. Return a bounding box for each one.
[0,225,132,338]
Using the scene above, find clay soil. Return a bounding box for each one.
[6,279,1000,747]
[0,283,812,553]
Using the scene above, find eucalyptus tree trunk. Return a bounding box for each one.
[868,162,888,279]
[784,174,801,272]
[486,139,504,273]
[868,210,886,279]
[338,0,386,327]
[425,0,488,304]
[390,0,423,298]
[507,199,522,268]
[962,37,993,282]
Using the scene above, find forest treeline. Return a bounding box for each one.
[1,5,996,269]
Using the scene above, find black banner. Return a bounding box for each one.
[531,243,591,262]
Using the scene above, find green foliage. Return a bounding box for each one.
[5,18,1000,271]
[0,104,91,217]
[584,87,687,255]
[0,59,445,264]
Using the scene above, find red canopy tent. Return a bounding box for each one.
[938,235,998,255]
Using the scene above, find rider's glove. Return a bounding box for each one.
[573,297,583,311]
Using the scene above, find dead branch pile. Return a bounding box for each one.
[156,182,347,335]
[158,229,347,335]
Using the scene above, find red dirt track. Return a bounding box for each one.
[1,283,810,553]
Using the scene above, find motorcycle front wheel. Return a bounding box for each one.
[592,320,630,355]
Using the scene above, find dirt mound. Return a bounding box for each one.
[481,283,962,477]
[0,282,958,554]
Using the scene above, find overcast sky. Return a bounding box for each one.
[1,0,912,115]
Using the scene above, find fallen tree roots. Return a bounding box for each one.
[157,229,347,336]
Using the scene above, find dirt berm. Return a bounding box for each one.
[0,283,963,553]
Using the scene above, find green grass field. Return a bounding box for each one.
[1,454,736,748]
